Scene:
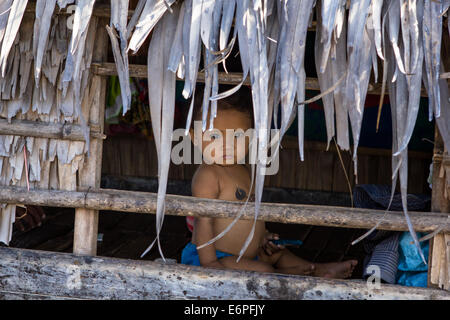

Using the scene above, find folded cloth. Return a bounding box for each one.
[396,232,429,287]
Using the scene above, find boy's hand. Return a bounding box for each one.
[261,231,284,256]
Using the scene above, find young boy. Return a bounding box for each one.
[181,88,357,278]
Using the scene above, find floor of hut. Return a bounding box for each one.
[8,175,369,279]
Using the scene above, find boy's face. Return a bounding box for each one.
[190,108,253,166]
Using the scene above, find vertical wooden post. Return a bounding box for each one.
[428,126,450,290]
[73,18,108,256]
[428,26,450,290]
[431,129,450,213]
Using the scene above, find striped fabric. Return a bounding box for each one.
[363,233,400,284]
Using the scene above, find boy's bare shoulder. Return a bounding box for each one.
[191,164,221,198]
[193,164,221,179]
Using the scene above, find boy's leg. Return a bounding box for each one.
[258,248,315,275]
[259,247,358,278]
[218,255,275,273]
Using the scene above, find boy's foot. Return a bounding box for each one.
[313,260,358,279]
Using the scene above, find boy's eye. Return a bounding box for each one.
[210,133,220,140]
[234,132,243,138]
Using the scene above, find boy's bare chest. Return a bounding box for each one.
[216,166,254,202]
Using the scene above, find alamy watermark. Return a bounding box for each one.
[366,265,381,291]
[66,5,77,30]
[171,121,280,175]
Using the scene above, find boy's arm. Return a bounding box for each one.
[194,218,224,269]
[191,167,224,269]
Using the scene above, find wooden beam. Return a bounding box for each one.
[431,129,450,213]
[428,125,450,290]
[281,136,432,160]
[25,3,135,19]
[91,62,315,91]
[91,62,255,86]
[72,18,107,256]
[91,62,431,97]
[1,247,448,300]
[25,3,317,30]
[0,186,449,233]
[0,119,105,141]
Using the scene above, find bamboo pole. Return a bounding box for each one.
[427,30,450,290]
[269,136,432,160]
[0,119,105,141]
[25,3,135,19]
[91,62,431,97]
[1,186,449,233]
[1,247,449,300]
[25,3,317,30]
[428,126,450,290]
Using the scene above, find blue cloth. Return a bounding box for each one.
[181,242,235,266]
[396,232,429,287]
[181,242,258,266]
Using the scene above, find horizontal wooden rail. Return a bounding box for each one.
[25,3,317,30]
[0,119,105,141]
[91,62,430,97]
[25,3,134,19]
[91,62,315,91]
[92,62,256,86]
[280,136,433,159]
[0,186,448,233]
[1,247,448,300]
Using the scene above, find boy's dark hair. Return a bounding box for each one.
[191,84,254,126]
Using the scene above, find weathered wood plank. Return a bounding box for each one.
[0,119,105,141]
[0,291,74,300]
[0,185,449,233]
[0,247,448,300]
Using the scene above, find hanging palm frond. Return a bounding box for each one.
[0,1,98,245]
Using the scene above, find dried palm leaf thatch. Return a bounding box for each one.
[316,0,349,151]
[0,2,98,245]
[0,1,14,53]
[0,0,28,77]
[107,0,131,115]
[57,0,76,9]
[61,0,97,154]
[110,0,450,261]
[33,0,57,82]
[140,1,180,260]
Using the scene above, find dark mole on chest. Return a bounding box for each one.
[235,187,246,200]
[235,187,255,202]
